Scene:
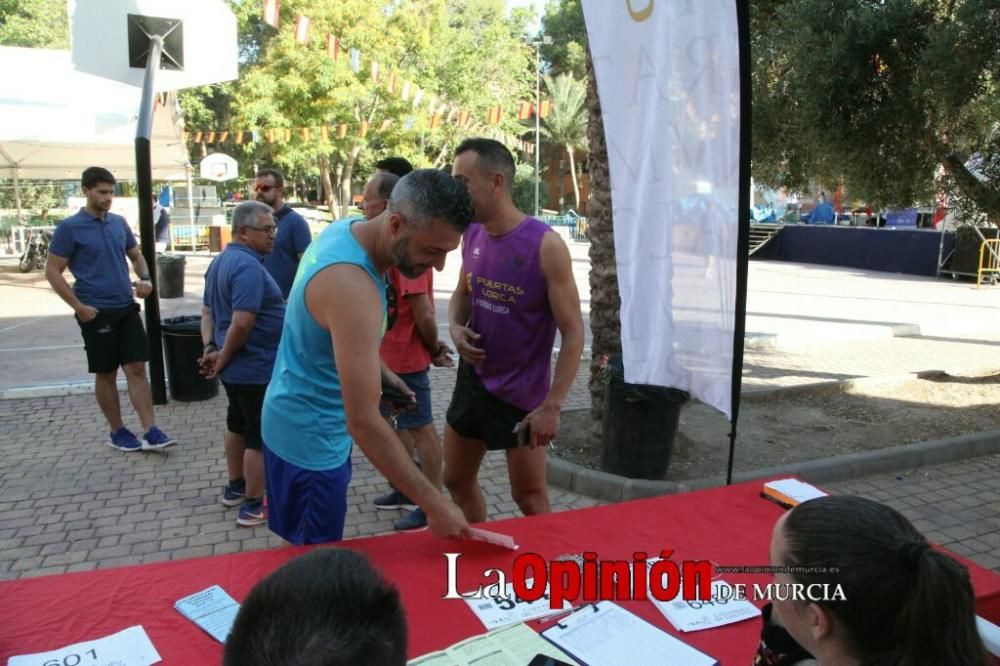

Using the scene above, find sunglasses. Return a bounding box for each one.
[254,184,279,193]
[385,279,398,331]
[247,224,277,236]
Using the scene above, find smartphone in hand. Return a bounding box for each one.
[514,422,532,447]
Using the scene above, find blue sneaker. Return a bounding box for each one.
[237,499,267,527]
[106,427,142,452]
[222,480,246,507]
[141,426,177,451]
[394,508,428,532]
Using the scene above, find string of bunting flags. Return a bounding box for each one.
[183,126,536,155]
[184,0,548,157]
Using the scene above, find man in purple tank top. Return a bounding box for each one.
[444,138,585,522]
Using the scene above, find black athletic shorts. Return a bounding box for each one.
[446,361,529,451]
[222,381,267,450]
[76,303,149,374]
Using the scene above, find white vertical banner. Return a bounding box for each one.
[582,0,742,418]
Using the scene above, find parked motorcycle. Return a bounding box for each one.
[18,229,51,273]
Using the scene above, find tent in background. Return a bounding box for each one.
[0,45,191,215]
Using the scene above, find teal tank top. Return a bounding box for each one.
[262,220,386,471]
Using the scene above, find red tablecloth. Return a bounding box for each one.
[2,480,999,664]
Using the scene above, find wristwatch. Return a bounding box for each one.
[203,341,218,353]
[138,273,151,281]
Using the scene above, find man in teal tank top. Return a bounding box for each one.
[261,169,474,544]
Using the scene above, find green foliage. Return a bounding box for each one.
[539,0,586,78]
[512,162,546,213]
[0,180,65,217]
[753,0,1000,223]
[181,0,533,211]
[541,74,587,149]
[541,73,587,209]
[0,0,68,48]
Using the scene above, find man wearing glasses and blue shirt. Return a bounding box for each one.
[254,168,311,299]
[199,201,286,527]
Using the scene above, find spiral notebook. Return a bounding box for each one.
[540,601,718,666]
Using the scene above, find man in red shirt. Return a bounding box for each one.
[362,171,453,531]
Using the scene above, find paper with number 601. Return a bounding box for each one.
[7,625,161,666]
[464,579,572,630]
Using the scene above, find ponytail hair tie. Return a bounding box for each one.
[897,541,929,570]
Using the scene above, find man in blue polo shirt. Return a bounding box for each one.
[198,201,286,527]
[46,166,177,452]
[254,168,311,299]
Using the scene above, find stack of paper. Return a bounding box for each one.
[174,585,241,644]
[762,478,827,509]
[649,579,761,632]
[464,579,573,630]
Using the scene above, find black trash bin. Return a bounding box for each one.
[600,354,689,480]
[157,254,186,299]
[161,316,218,402]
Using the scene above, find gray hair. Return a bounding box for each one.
[387,168,474,233]
[231,201,274,235]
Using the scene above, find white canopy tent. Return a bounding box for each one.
[0,46,191,217]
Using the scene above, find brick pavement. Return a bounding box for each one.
[0,381,601,581]
[827,454,1000,573]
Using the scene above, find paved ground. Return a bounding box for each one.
[1,241,998,580]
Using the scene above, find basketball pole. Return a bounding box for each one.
[136,34,167,405]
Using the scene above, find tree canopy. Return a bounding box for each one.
[539,0,587,79]
[0,0,67,48]
[182,0,534,213]
[753,0,1000,223]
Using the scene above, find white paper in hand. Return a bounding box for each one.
[7,625,161,666]
[465,527,518,550]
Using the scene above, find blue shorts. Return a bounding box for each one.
[263,447,352,545]
[379,369,433,429]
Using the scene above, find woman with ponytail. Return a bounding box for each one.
[761,495,989,665]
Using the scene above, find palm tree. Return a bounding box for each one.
[541,73,588,212]
[584,51,620,445]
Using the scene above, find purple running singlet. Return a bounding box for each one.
[461,217,557,411]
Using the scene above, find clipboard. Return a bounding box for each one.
[540,601,719,666]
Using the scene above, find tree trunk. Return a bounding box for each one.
[318,155,335,214]
[432,136,453,169]
[585,50,621,447]
[557,156,565,212]
[339,143,362,219]
[567,144,581,211]
[932,142,1000,227]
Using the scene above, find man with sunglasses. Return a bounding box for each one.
[361,171,454,532]
[254,168,312,299]
[199,201,286,527]
[262,169,474,545]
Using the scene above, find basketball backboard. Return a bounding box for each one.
[200,153,239,182]
[68,0,237,92]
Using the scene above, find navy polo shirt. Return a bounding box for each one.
[49,209,137,309]
[262,205,311,299]
[203,243,286,385]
